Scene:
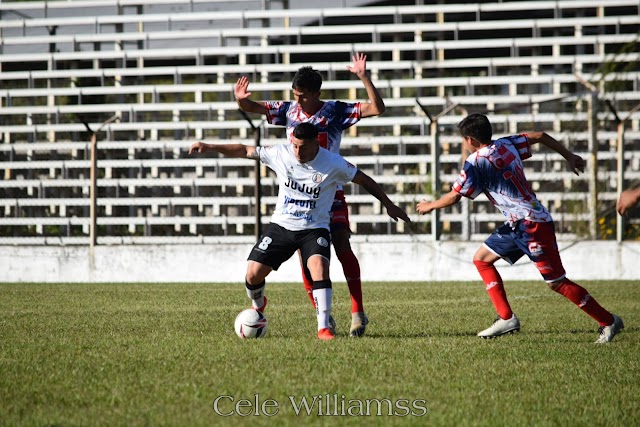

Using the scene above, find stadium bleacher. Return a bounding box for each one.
[1,0,639,244]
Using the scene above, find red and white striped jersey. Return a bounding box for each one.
[452,134,552,225]
[264,100,362,154]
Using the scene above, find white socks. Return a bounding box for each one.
[245,282,265,310]
[313,288,332,331]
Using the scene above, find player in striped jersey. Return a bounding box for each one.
[416,113,623,343]
[234,53,385,337]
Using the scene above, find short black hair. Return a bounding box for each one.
[457,113,493,143]
[292,122,319,141]
[291,66,322,92]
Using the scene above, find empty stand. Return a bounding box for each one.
[1,0,639,243]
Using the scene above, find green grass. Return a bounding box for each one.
[0,281,638,426]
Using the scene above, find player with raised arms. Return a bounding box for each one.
[416,113,624,343]
[190,122,410,340]
[233,53,384,337]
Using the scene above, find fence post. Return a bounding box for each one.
[587,92,598,239]
[239,110,263,240]
[616,120,625,243]
[417,99,457,241]
[78,114,118,273]
[89,132,97,271]
[430,120,441,240]
[253,126,262,240]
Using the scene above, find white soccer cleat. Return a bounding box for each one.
[349,312,369,337]
[595,314,624,344]
[478,314,520,338]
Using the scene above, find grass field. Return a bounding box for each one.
[0,280,638,426]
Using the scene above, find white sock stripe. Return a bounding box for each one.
[578,294,591,308]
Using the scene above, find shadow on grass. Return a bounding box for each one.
[357,331,478,339]
[526,328,595,335]
[348,326,636,340]
[524,326,636,336]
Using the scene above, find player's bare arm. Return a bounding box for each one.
[416,190,462,215]
[347,52,385,118]
[526,131,585,175]
[617,186,640,216]
[189,142,257,159]
[234,76,268,115]
[351,170,410,222]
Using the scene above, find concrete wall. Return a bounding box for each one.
[1,237,638,283]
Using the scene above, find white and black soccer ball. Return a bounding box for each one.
[234,308,268,339]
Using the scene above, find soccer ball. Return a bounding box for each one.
[234,308,268,339]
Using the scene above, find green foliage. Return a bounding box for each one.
[0,226,38,237]
[564,199,591,238]
[1,281,638,426]
[598,213,640,240]
[591,35,640,93]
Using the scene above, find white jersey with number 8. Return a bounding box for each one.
[257,144,358,231]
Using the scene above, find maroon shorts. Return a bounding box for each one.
[329,190,350,233]
[484,220,566,282]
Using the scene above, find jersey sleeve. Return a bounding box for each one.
[334,101,362,130]
[256,145,276,168]
[509,134,532,161]
[264,101,290,126]
[452,160,483,200]
[336,156,358,184]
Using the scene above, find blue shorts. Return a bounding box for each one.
[484,220,567,282]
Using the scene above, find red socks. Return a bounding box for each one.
[301,266,316,307]
[551,279,614,326]
[337,249,364,314]
[473,258,614,327]
[473,259,513,320]
[300,250,364,314]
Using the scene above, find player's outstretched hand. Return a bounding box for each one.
[234,76,252,101]
[387,204,411,223]
[617,188,640,216]
[347,52,367,79]
[568,154,586,175]
[416,200,434,215]
[189,141,206,155]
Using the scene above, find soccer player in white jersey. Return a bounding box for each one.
[189,123,409,340]
[234,53,385,337]
[416,113,624,343]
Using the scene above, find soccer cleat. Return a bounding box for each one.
[349,312,369,337]
[329,315,336,335]
[253,296,267,313]
[595,314,624,344]
[478,314,520,338]
[317,328,335,340]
